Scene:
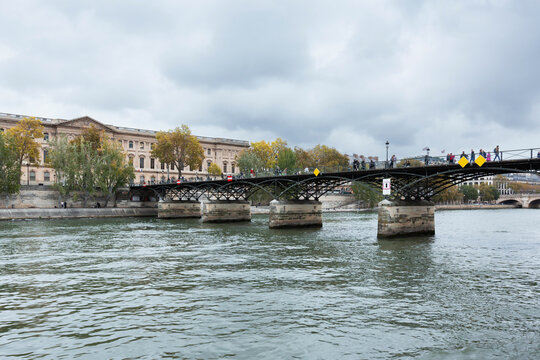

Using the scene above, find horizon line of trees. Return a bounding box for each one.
[236,138,350,175]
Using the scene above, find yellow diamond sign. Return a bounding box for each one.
[475,155,486,167]
[458,156,469,168]
[314,168,320,176]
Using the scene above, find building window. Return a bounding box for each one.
[151,143,155,150]
[43,149,49,163]
[30,170,36,182]
[140,142,144,150]
[140,175,145,184]
[208,148,211,155]
[150,158,155,169]
[44,133,49,141]
[128,156,134,166]
[129,141,134,149]
[161,162,165,170]
[139,157,145,169]
[171,163,175,170]
[223,162,227,173]
[44,171,50,182]
[232,163,235,174]
[199,164,202,171]
[207,161,211,169]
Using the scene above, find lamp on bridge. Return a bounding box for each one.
[385,140,389,168]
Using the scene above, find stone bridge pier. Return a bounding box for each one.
[269,200,322,228]
[158,200,201,219]
[202,200,251,223]
[377,199,435,238]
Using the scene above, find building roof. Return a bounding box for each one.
[0,111,250,147]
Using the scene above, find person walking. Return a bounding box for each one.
[390,155,396,168]
[470,149,475,163]
[369,159,375,169]
[460,151,468,159]
[486,152,491,162]
[361,158,366,170]
[493,145,501,161]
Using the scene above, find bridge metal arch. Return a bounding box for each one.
[396,166,540,200]
[275,172,400,200]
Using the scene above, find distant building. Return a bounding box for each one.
[0,112,250,185]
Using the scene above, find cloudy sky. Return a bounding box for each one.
[1,0,540,158]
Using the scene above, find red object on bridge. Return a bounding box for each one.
[227,175,232,182]
[177,179,181,184]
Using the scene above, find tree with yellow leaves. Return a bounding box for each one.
[151,125,205,177]
[250,140,273,169]
[6,117,44,169]
[207,162,222,176]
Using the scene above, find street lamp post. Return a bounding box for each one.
[385,141,389,169]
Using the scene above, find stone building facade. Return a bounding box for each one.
[0,112,250,185]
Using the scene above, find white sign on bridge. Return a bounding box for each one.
[382,178,391,195]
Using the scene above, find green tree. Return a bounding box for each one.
[48,136,78,202]
[6,117,44,169]
[208,162,222,176]
[237,149,264,174]
[478,183,499,202]
[432,185,463,203]
[459,185,478,202]
[0,132,21,203]
[276,147,296,172]
[151,125,205,177]
[351,182,383,208]
[49,132,133,207]
[95,139,134,207]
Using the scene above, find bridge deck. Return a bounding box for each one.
[133,158,540,190]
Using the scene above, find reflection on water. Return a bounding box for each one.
[0,209,539,359]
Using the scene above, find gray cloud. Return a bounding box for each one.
[1,0,540,158]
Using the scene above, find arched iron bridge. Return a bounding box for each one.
[130,158,540,202]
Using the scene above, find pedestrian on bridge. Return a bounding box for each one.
[470,149,475,163]
[460,151,468,160]
[479,149,487,158]
[390,155,396,168]
[494,145,501,161]
[361,158,366,170]
[369,159,375,169]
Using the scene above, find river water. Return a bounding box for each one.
[0,209,539,359]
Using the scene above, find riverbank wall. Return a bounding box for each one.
[0,185,151,209]
[435,204,517,210]
[0,208,158,221]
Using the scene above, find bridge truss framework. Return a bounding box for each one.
[130,159,540,203]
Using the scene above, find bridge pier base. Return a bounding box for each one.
[269,200,322,228]
[377,199,435,238]
[158,200,201,219]
[202,200,251,223]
